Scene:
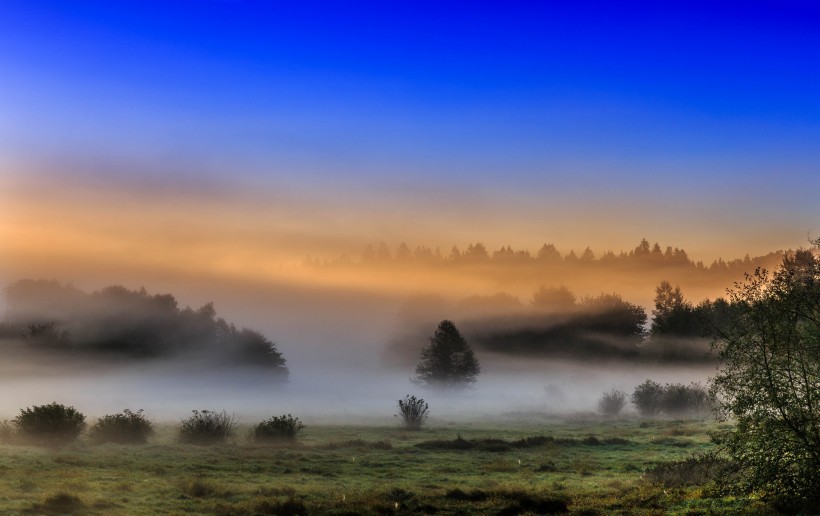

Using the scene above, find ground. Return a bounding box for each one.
[0,416,769,515]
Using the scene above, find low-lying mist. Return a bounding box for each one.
[0,335,715,425]
[0,275,723,425]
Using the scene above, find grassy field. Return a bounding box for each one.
[0,416,766,515]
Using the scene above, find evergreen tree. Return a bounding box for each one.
[413,320,480,389]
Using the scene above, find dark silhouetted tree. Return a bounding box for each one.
[711,244,820,506]
[651,281,693,335]
[413,320,480,389]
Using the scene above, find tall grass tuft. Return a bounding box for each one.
[396,395,429,430]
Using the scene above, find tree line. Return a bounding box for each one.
[308,238,784,274]
[0,280,287,374]
[395,282,732,364]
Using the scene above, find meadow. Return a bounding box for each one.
[0,415,766,515]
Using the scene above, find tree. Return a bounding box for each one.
[531,285,576,311]
[536,243,562,262]
[578,293,647,338]
[413,320,480,389]
[651,281,697,336]
[711,242,820,507]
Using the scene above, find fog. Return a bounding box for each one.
[0,276,719,425]
[0,337,716,424]
[0,242,761,424]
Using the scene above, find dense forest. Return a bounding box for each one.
[0,280,288,374]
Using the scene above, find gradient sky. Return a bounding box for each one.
[2,0,820,285]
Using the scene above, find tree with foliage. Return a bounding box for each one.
[413,320,480,389]
[711,242,820,507]
[579,293,647,338]
[651,281,689,333]
[531,285,576,311]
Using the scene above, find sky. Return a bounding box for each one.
[2,0,820,290]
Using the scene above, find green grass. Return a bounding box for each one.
[0,417,768,514]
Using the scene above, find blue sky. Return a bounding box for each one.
[2,0,820,263]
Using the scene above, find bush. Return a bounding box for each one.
[661,383,712,417]
[88,409,153,444]
[13,402,85,447]
[597,388,626,416]
[631,379,664,416]
[631,380,713,418]
[252,414,305,442]
[178,410,238,445]
[396,395,429,430]
[0,420,13,444]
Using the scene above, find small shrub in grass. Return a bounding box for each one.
[89,409,153,444]
[253,414,305,442]
[13,402,85,447]
[178,410,238,445]
[597,388,627,416]
[396,395,429,430]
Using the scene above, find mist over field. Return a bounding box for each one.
[0,266,724,423]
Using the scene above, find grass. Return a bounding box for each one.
[0,417,768,514]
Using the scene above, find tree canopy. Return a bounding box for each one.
[711,243,820,507]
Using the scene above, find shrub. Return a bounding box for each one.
[252,414,305,442]
[0,420,13,444]
[396,395,429,430]
[597,388,626,416]
[178,410,238,445]
[661,383,712,417]
[684,383,713,416]
[631,379,664,416]
[88,409,153,444]
[13,402,85,447]
[632,380,713,418]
